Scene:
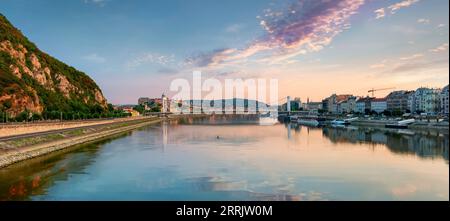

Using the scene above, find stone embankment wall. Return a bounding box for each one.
[0,118,161,168]
[0,117,148,138]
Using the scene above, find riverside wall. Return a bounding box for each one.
[0,118,161,168]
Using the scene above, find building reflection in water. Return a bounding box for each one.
[1,116,447,201]
[287,123,292,140]
[162,121,168,149]
[178,115,448,162]
[315,125,448,162]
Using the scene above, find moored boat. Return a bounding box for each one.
[331,119,350,125]
[297,115,326,127]
[385,119,415,129]
[331,117,358,126]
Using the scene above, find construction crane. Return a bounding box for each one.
[368,87,395,97]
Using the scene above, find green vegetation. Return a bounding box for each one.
[133,104,146,114]
[133,103,162,115]
[6,133,65,148]
[0,109,131,122]
[1,13,115,122]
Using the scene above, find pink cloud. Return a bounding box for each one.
[375,0,420,19]
[388,0,420,14]
[187,0,365,68]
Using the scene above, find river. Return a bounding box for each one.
[0,116,448,201]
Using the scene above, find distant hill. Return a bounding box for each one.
[0,13,107,118]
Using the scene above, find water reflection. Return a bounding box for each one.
[282,122,448,162]
[0,118,447,201]
[320,125,449,162]
[0,142,100,200]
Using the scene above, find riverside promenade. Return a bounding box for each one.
[0,117,161,168]
[0,117,155,138]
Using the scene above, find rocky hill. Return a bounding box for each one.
[0,13,107,118]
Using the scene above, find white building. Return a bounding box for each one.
[323,94,352,114]
[337,100,348,114]
[354,100,366,114]
[354,97,372,114]
[441,85,449,115]
[370,98,387,114]
[407,92,416,113]
[414,87,441,114]
[162,93,170,113]
[346,96,358,113]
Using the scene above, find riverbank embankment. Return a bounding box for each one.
[0,117,152,138]
[351,119,449,131]
[0,117,161,168]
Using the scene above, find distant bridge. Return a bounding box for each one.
[144,96,305,117]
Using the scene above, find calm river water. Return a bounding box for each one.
[0,116,448,201]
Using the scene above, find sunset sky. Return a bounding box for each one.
[1,0,448,104]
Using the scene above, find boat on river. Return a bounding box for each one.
[296,115,326,127]
[385,119,415,129]
[331,117,358,126]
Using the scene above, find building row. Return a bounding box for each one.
[315,85,449,115]
[138,94,170,112]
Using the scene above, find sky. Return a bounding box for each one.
[0,0,449,104]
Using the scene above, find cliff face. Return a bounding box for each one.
[0,14,107,117]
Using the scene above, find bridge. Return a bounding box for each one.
[143,96,305,117]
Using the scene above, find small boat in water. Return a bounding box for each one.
[331,119,350,125]
[259,112,279,126]
[385,119,415,129]
[297,115,326,127]
[331,117,358,126]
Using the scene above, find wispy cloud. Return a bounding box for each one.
[185,48,237,68]
[225,24,245,33]
[374,8,385,19]
[389,58,448,74]
[371,51,432,71]
[82,53,106,63]
[370,59,390,69]
[437,24,446,28]
[126,52,175,68]
[388,0,420,14]
[157,67,179,75]
[429,43,449,53]
[374,0,420,19]
[187,0,365,69]
[84,0,109,7]
[370,63,386,69]
[372,51,448,76]
[400,53,423,60]
[417,18,430,24]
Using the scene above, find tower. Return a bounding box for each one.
[162,93,169,113]
[287,96,291,113]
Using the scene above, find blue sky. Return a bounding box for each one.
[1,0,448,104]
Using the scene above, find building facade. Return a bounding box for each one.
[354,97,372,114]
[441,85,449,115]
[386,90,414,113]
[306,102,322,111]
[407,92,417,113]
[413,88,441,114]
[321,98,329,113]
[370,98,387,114]
[138,97,151,106]
[322,94,352,114]
[346,96,358,113]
